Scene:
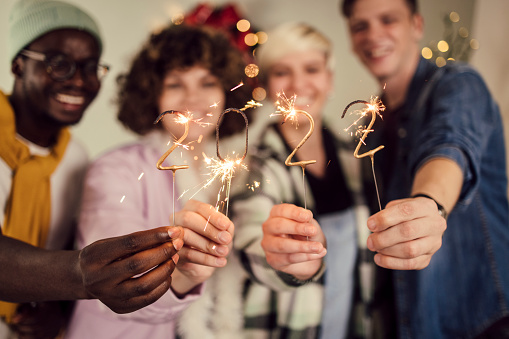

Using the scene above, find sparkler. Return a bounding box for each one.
[154,110,190,226]
[213,107,250,217]
[341,96,385,210]
[274,92,316,211]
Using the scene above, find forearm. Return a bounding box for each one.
[411,157,463,213]
[0,235,87,302]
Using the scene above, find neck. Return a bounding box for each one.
[379,53,420,110]
[9,90,60,148]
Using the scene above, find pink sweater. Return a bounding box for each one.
[65,133,203,339]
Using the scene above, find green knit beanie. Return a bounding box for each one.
[8,0,103,62]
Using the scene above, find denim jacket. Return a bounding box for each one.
[366,57,509,338]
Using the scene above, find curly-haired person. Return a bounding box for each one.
[65,24,254,339]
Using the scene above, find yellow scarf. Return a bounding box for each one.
[0,90,70,323]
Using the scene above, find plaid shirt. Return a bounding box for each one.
[231,124,369,338]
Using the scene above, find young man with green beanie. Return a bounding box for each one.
[0,0,183,337]
[341,0,509,338]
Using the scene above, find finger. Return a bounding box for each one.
[84,240,180,291]
[269,204,313,223]
[183,200,233,231]
[82,226,182,266]
[266,251,325,271]
[374,252,433,270]
[373,236,442,260]
[367,216,445,251]
[286,250,327,264]
[262,216,317,237]
[181,228,230,257]
[367,198,436,232]
[110,259,176,313]
[178,247,227,267]
[261,235,324,255]
[176,209,233,245]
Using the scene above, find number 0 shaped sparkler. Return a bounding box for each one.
[215,108,249,217]
[154,110,190,226]
[216,108,249,162]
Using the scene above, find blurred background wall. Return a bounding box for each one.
[1,0,506,181]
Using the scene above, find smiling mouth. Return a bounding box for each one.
[367,47,391,59]
[56,93,85,105]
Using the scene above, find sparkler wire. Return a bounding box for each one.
[341,99,385,210]
[154,110,190,225]
[215,108,249,216]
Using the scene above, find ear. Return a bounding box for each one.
[412,13,424,41]
[11,57,24,78]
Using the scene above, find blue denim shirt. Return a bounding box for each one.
[367,57,509,338]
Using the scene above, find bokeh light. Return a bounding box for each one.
[449,11,460,23]
[437,40,449,53]
[237,19,250,32]
[256,31,268,44]
[252,87,266,101]
[245,64,259,78]
[459,27,469,38]
[422,47,433,59]
[244,33,258,46]
[436,57,446,67]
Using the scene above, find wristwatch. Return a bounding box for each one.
[411,193,448,220]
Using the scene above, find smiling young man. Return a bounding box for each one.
[341,0,509,338]
[0,1,183,337]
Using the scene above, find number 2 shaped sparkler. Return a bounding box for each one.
[154,110,190,225]
[215,108,249,217]
[282,109,316,212]
[341,98,385,210]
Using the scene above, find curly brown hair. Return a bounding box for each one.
[117,24,253,137]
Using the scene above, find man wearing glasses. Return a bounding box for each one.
[0,1,183,337]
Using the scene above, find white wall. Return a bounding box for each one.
[470,0,509,196]
[1,0,491,160]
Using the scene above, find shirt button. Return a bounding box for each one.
[398,128,407,138]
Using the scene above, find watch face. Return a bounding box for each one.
[438,207,447,220]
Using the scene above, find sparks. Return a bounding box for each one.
[341,96,385,210]
[230,81,244,91]
[271,91,299,124]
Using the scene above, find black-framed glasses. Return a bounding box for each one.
[20,49,110,82]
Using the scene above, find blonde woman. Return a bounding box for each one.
[232,22,366,338]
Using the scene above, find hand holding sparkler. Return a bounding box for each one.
[261,204,326,281]
[169,199,234,297]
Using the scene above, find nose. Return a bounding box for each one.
[365,22,383,42]
[66,66,85,87]
[183,85,203,109]
[289,71,308,96]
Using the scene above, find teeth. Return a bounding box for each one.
[370,48,389,58]
[56,93,84,105]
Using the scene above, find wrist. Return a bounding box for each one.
[411,193,448,220]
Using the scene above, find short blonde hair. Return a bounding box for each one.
[255,22,334,84]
